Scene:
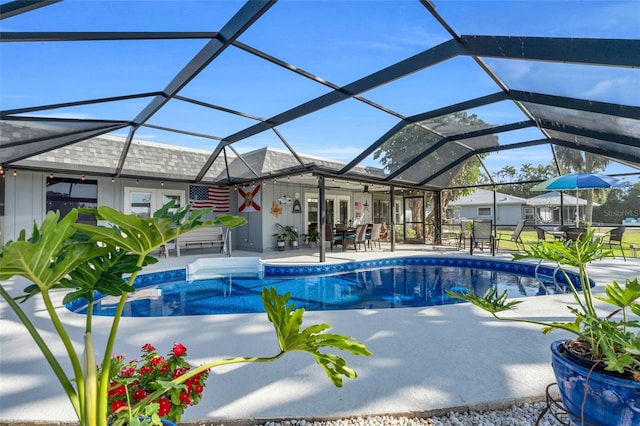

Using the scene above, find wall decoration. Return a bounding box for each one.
[278,195,292,205]
[292,199,302,213]
[238,185,261,212]
[270,201,282,217]
[292,192,302,214]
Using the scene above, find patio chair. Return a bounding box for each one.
[441,222,462,249]
[534,226,548,245]
[324,224,344,251]
[602,226,626,261]
[564,227,586,243]
[366,223,382,249]
[551,225,569,241]
[345,224,367,251]
[495,220,526,252]
[471,219,494,255]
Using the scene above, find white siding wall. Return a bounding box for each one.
[455,204,524,226]
[4,171,46,244]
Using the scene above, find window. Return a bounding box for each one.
[478,207,491,216]
[524,207,535,221]
[46,177,98,225]
[124,188,184,218]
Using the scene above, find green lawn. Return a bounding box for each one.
[495,227,640,259]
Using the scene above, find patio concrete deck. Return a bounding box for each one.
[1,243,638,424]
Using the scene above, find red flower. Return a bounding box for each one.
[179,392,191,405]
[104,343,209,424]
[132,388,148,400]
[111,399,128,413]
[172,342,187,357]
[120,366,135,377]
[139,366,153,375]
[108,384,126,397]
[158,397,171,416]
[150,356,165,366]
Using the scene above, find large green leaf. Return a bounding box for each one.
[59,250,154,304]
[447,287,523,314]
[261,287,371,387]
[512,228,606,267]
[596,278,640,309]
[0,210,107,295]
[75,203,214,256]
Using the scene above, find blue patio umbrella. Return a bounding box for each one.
[532,173,630,225]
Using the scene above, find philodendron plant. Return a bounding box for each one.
[450,228,640,379]
[0,202,371,426]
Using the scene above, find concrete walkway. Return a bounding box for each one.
[1,244,638,424]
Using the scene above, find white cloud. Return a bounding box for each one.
[583,77,631,98]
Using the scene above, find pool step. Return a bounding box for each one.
[187,256,264,280]
[534,259,561,290]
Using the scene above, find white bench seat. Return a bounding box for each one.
[159,227,225,257]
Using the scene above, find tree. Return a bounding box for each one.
[496,163,555,199]
[593,181,640,224]
[373,112,494,240]
[554,148,611,224]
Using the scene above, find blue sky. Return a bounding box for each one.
[1,0,639,180]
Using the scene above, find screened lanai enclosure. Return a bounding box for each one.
[1,0,639,251]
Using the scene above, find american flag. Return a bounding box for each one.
[188,185,230,212]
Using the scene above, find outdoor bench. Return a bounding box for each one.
[159,226,225,257]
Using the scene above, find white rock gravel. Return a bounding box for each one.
[190,401,569,426]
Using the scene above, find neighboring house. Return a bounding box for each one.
[526,191,596,226]
[446,189,529,226]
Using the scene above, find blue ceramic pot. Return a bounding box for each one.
[551,340,640,426]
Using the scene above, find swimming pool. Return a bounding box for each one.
[67,257,587,317]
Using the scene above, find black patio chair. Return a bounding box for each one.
[325,223,343,251]
[534,226,548,245]
[495,220,526,252]
[602,226,627,261]
[564,227,586,243]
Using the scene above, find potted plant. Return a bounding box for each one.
[275,223,299,249]
[273,229,288,251]
[0,202,371,426]
[307,228,320,249]
[449,228,640,426]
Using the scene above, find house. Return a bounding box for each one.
[526,191,596,226]
[446,189,529,226]
[1,131,387,252]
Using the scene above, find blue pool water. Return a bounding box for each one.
[68,257,584,317]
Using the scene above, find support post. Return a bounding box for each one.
[319,176,326,263]
[390,186,395,252]
[434,191,442,246]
